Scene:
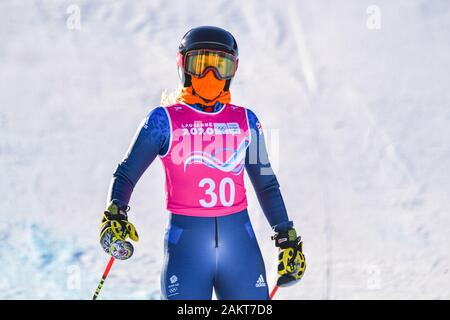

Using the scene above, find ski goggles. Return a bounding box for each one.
[177,49,238,80]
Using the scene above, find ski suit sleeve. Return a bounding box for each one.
[245,109,293,233]
[107,106,170,208]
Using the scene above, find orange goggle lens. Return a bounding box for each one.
[184,50,237,80]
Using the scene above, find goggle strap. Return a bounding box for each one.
[176,52,184,68]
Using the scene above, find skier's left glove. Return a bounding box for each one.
[272,227,307,287]
[99,202,139,260]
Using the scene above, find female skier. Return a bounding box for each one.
[99,26,306,300]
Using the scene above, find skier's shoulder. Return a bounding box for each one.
[146,105,166,117]
[245,107,259,123]
[227,103,258,120]
[227,103,247,112]
[142,105,169,130]
[160,102,185,112]
[225,104,262,135]
[228,104,261,132]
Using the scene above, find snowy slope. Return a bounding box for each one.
[0,0,449,299]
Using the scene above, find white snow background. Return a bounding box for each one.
[0,0,449,299]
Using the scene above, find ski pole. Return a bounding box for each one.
[269,284,279,300]
[270,284,279,300]
[93,256,115,300]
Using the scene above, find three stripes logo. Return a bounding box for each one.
[255,274,266,288]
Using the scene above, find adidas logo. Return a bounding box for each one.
[255,274,266,288]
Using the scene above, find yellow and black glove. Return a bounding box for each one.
[272,227,306,287]
[99,202,139,260]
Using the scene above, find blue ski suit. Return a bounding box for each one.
[108,102,293,299]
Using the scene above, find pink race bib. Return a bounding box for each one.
[159,103,251,217]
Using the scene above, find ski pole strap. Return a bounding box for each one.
[93,257,115,300]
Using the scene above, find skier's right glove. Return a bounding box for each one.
[272,227,307,287]
[99,202,139,260]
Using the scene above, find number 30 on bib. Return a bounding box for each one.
[198,177,235,208]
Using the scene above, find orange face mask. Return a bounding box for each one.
[191,70,226,101]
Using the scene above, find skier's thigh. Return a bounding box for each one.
[215,220,269,300]
[161,224,215,300]
[161,253,214,299]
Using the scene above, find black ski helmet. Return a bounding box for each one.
[177,26,239,90]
